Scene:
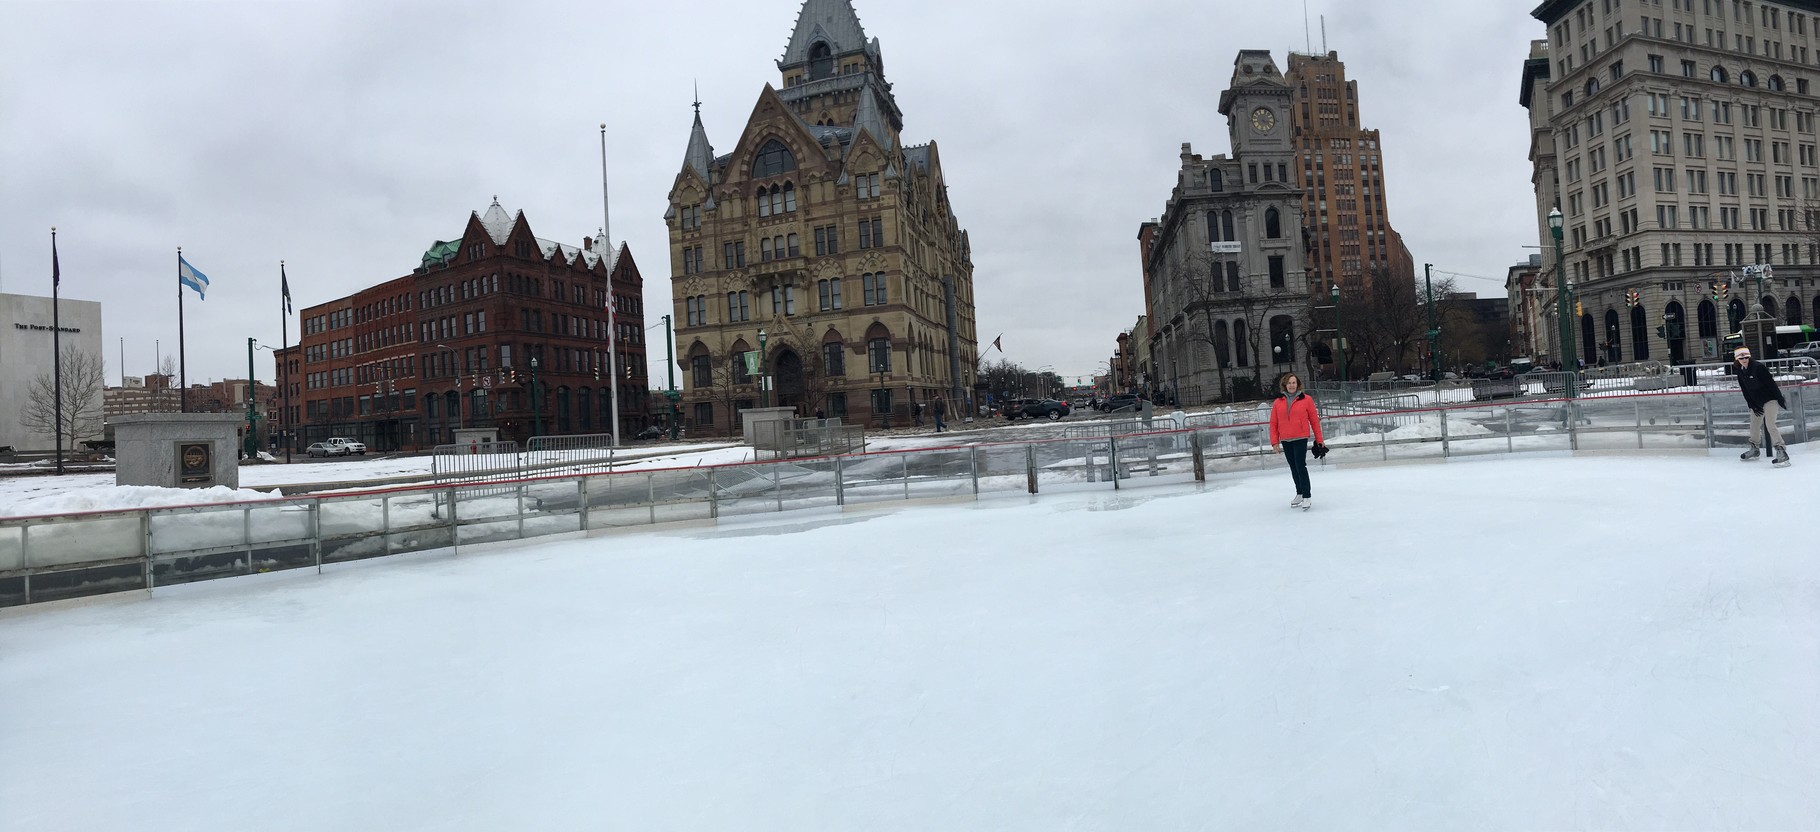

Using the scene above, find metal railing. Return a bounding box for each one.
[3,383,1813,608]
[752,418,866,461]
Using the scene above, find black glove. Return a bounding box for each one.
[1312,442,1329,459]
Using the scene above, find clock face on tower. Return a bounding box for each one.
[1250,107,1275,133]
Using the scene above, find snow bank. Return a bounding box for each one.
[1,484,282,518]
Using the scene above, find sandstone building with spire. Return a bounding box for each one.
[666,0,979,432]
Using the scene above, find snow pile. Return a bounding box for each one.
[0,484,282,518]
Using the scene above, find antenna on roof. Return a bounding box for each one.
[1303,0,1311,53]
[1321,16,1327,53]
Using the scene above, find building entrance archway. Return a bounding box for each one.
[774,348,805,412]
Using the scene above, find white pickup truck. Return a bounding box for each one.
[324,437,367,455]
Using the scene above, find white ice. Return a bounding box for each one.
[2,452,1816,831]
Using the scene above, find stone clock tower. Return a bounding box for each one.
[1138,49,1313,404]
[1217,50,1295,191]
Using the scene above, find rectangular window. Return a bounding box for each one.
[823,342,845,376]
[1268,256,1285,288]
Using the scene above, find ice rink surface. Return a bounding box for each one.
[3,453,1816,830]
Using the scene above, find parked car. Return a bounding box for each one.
[305,442,347,458]
[998,398,1036,419]
[1786,341,1820,359]
[1017,399,1071,420]
[1101,394,1145,413]
[635,426,669,441]
[1483,366,1516,380]
[324,437,366,455]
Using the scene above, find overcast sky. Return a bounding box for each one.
[1,0,1545,388]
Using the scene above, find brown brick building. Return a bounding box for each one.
[275,201,649,452]
[666,0,979,433]
[1286,51,1416,295]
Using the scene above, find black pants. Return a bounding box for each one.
[1283,438,1311,498]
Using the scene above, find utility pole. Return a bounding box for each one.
[245,338,258,459]
[1424,263,1441,381]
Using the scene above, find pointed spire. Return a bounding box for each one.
[478,198,514,245]
[851,79,893,151]
[682,102,715,182]
[780,0,869,67]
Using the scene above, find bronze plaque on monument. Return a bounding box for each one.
[179,442,212,484]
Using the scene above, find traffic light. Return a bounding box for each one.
[1575,301,1584,316]
[1657,326,1667,339]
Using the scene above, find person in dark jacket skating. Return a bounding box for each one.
[1733,346,1791,466]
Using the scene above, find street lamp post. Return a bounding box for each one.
[1548,207,1576,398]
[662,314,679,440]
[757,328,769,409]
[435,344,463,430]
[1331,284,1347,383]
[529,355,542,437]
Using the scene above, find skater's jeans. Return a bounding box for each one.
[1282,438,1311,498]
[1749,401,1788,449]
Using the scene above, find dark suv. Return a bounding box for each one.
[1003,398,1071,420]
[1100,394,1145,413]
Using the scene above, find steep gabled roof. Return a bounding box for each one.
[682,107,715,181]
[477,198,515,245]
[780,0,870,65]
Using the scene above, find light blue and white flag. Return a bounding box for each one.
[179,255,210,300]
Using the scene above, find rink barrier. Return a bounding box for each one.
[1,383,1813,608]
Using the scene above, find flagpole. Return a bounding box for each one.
[601,122,620,446]
[178,247,188,413]
[281,261,292,464]
[52,227,63,474]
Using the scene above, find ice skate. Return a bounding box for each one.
[1299,496,1312,511]
[1773,447,1791,467]
[1740,446,1761,461]
[1290,495,1304,508]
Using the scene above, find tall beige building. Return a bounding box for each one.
[1526,0,1820,365]
[1285,51,1416,295]
[666,0,978,432]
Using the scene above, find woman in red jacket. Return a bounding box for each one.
[1268,372,1324,509]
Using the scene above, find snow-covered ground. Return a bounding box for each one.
[2,453,1815,831]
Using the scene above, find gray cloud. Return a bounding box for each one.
[2,0,1545,388]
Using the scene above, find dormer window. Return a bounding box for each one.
[809,42,834,80]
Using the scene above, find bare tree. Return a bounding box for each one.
[978,357,1029,402]
[1174,253,1233,402]
[19,347,108,445]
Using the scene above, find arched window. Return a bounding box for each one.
[1762,296,1778,318]
[555,386,572,433]
[1698,300,1718,337]
[1630,305,1650,361]
[1580,313,1596,365]
[1234,320,1250,367]
[756,187,770,217]
[1225,261,1240,292]
[1741,70,1758,87]
[1711,66,1729,83]
[768,185,783,216]
[782,182,797,212]
[1212,320,1231,367]
[1789,296,1805,326]
[1206,211,1223,242]
[1604,309,1622,361]
[1221,210,1235,241]
[809,42,834,80]
[577,386,591,430]
[1269,315,1296,364]
[1728,298,1745,332]
[1769,74,1786,91]
[1265,207,1282,239]
[1585,78,1601,96]
[1209,168,1224,191]
[752,139,796,178]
